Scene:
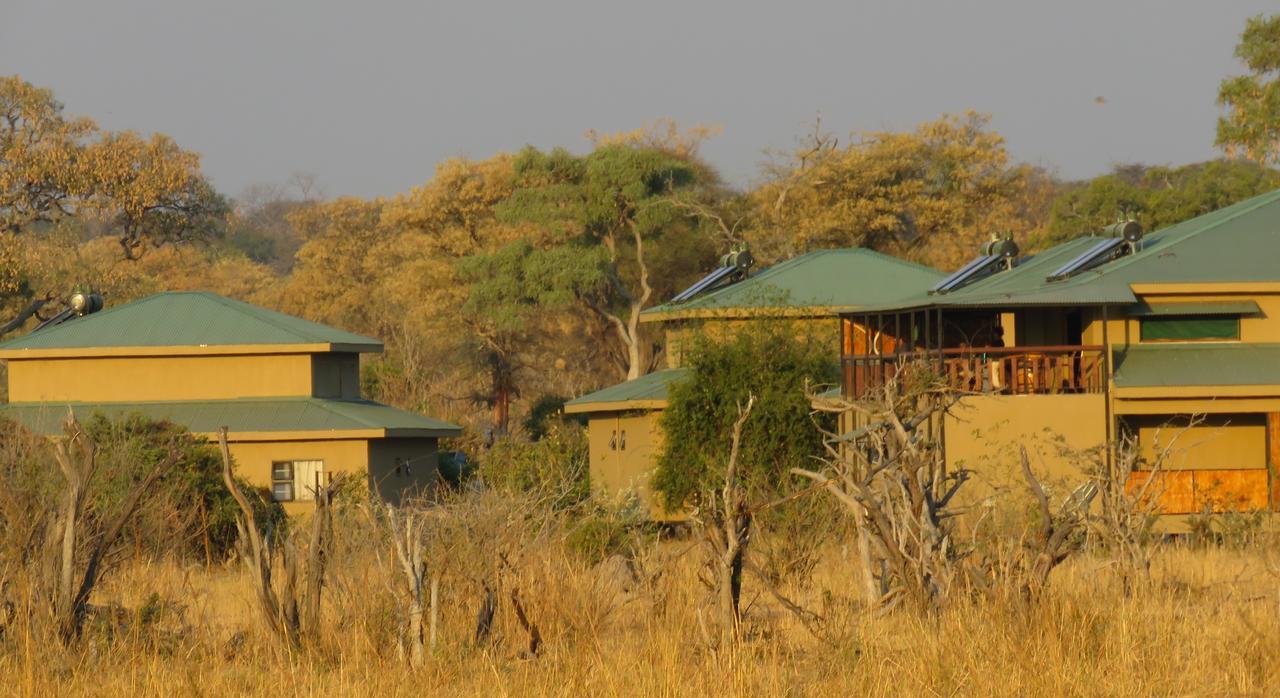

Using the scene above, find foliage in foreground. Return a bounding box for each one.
[652,321,837,511]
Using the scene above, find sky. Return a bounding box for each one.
[2,0,1274,200]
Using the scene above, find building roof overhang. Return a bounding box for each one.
[0,397,462,439]
[0,342,380,360]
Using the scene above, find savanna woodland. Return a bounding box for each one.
[3,13,1280,696]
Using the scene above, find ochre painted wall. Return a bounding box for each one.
[944,394,1107,502]
[8,353,315,402]
[367,438,439,505]
[1122,413,1267,471]
[227,438,369,513]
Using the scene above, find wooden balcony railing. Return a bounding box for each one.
[842,345,1106,398]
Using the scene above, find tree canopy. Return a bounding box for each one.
[476,144,720,380]
[1040,160,1280,247]
[1217,14,1280,165]
[748,112,1057,270]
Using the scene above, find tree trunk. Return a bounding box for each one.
[474,584,497,645]
[429,575,440,653]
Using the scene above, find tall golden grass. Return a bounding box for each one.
[3,520,1278,697]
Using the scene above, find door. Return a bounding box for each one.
[588,415,622,498]
[616,413,661,513]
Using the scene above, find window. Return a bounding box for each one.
[271,459,325,502]
[1139,316,1239,342]
[271,462,294,502]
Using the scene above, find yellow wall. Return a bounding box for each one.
[944,394,1108,501]
[227,438,369,513]
[8,353,315,402]
[1121,414,1267,471]
[587,410,675,519]
[368,438,439,505]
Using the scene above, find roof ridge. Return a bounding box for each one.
[847,247,942,274]
[198,293,335,343]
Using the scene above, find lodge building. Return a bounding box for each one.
[0,292,461,509]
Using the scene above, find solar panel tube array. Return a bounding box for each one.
[928,254,1001,294]
[671,264,739,302]
[1045,238,1125,281]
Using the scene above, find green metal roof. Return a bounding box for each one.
[1113,343,1280,388]
[563,368,688,413]
[643,249,943,320]
[1128,300,1261,317]
[0,292,381,353]
[855,188,1280,313]
[0,397,461,438]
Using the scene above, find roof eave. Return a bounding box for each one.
[0,341,384,360]
[563,399,667,414]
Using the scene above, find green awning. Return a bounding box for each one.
[1128,300,1260,317]
[1113,343,1280,387]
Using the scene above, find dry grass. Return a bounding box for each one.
[3,530,1279,697]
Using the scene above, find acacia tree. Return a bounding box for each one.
[0,75,226,333]
[491,144,717,380]
[1217,14,1280,165]
[750,112,1055,269]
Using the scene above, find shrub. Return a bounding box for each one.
[651,320,837,510]
[478,419,589,509]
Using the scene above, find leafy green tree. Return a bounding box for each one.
[651,322,837,512]
[1217,14,1280,164]
[1040,160,1280,246]
[490,144,718,380]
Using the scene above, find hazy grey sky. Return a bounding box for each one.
[3,0,1274,200]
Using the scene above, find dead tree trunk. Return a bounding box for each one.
[699,395,755,648]
[385,504,429,667]
[51,412,179,643]
[796,371,966,614]
[218,427,343,649]
[218,427,300,648]
[1018,447,1091,598]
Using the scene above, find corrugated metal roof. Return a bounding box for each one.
[563,368,688,413]
[642,249,943,320]
[1113,343,1280,388]
[0,397,461,437]
[1129,300,1261,317]
[855,188,1280,313]
[0,292,381,353]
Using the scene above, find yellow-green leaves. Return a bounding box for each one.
[1217,14,1280,165]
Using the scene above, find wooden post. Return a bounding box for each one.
[1268,414,1280,512]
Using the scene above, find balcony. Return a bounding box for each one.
[842,345,1106,398]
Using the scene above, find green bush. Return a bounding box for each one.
[84,413,283,561]
[478,419,589,509]
[651,321,837,511]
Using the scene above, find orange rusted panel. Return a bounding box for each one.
[1195,469,1269,511]
[1127,470,1195,513]
[1126,468,1269,514]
